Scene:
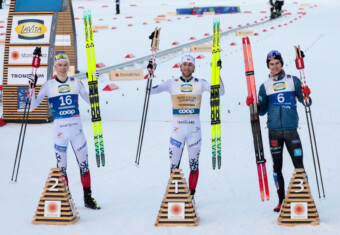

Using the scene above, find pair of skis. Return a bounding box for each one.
[211,18,222,170]
[294,46,325,198]
[135,28,161,166]
[242,37,269,201]
[84,10,105,167]
[11,47,42,182]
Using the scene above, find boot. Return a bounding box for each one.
[84,188,101,210]
[273,189,285,212]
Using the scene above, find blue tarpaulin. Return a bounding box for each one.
[15,0,66,12]
[176,6,241,15]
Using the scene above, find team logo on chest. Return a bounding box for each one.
[58,84,71,93]
[180,84,193,92]
[273,82,286,91]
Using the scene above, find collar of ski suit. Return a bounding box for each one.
[55,76,69,83]
[180,76,193,83]
[269,70,285,81]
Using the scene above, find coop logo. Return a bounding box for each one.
[180,84,193,92]
[179,109,195,114]
[273,82,286,91]
[59,110,76,116]
[15,19,47,40]
[58,84,71,93]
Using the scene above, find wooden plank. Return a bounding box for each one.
[42,191,69,197]
[39,195,72,201]
[37,206,72,211]
[36,211,74,216]
[32,216,80,225]
[39,201,70,206]
[49,172,63,177]
[156,218,198,223]
[33,213,78,221]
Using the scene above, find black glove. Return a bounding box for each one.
[28,74,37,89]
[147,60,157,71]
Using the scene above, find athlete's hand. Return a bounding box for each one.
[246,96,254,106]
[302,86,311,96]
[28,74,37,89]
[94,72,100,79]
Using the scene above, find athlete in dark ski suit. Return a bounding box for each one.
[246,50,311,212]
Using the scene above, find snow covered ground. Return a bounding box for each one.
[1,0,340,234]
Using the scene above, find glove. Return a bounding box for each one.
[28,74,37,89]
[302,86,311,96]
[94,72,100,79]
[147,60,157,71]
[246,96,254,106]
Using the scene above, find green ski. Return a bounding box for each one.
[84,10,105,167]
[210,18,222,170]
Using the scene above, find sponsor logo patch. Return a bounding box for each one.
[292,139,301,144]
[15,19,47,40]
[58,84,71,93]
[180,84,193,92]
[271,140,278,147]
[170,137,182,148]
[54,144,67,152]
[294,148,302,157]
[273,82,286,91]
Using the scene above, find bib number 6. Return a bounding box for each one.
[278,93,285,103]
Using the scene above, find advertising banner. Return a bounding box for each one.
[8,47,49,65]
[7,67,48,85]
[17,87,28,112]
[10,15,53,44]
[55,35,71,46]
[15,0,66,12]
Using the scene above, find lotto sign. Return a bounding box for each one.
[291,202,308,219]
[7,67,48,85]
[168,202,185,219]
[44,201,61,217]
[8,47,49,65]
[69,198,76,215]
[10,15,53,43]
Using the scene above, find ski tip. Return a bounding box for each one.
[134,162,140,168]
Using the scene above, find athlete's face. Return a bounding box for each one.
[180,62,195,79]
[55,61,69,80]
[268,59,283,76]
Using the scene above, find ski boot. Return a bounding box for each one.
[84,188,101,210]
[273,189,285,212]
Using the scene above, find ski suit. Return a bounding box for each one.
[150,76,225,192]
[30,77,92,188]
[258,70,308,200]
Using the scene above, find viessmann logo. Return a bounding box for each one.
[58,84,71,93]
[15,19,47,40]
[273,82,286,91]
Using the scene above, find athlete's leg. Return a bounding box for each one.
[169,124,185,172]
[284,129,304,169]
[269,129,285,204]
[53,123,69,185]
[186,122,202,194]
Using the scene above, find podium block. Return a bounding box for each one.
[278,168,320,226]
[32,168,80,225]
[155,169,199,226]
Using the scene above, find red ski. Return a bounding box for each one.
[242,37,269,201]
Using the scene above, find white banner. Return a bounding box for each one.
[10,15,53,44]
[7,67,48,85]
[44,201,61,217]
[8,47,49,65]
[55,35,71,46]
